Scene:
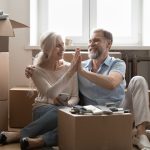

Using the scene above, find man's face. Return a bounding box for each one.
[88,32,109,59]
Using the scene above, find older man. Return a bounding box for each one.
[78,28,150,149]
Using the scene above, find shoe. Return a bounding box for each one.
[20,137,29,150]
[141,148,150,150]
[0,132,7,145]
[146,130,150,140]
[133,136,144,149]
[138,134,150,149]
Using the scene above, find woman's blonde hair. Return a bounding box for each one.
[33,32,61,67]
[29,32,61,96]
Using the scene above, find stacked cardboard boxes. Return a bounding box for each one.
[0,52,8,130]
[0,18,28,130]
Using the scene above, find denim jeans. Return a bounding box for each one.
[20,104,63,146]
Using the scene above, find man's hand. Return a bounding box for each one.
[77,54,83,74]
[25,65,35,78]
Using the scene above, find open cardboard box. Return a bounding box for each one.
[0,18,28,52]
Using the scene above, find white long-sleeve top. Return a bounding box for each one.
[31,61,79,109]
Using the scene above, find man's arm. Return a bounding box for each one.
[79,69,123,90]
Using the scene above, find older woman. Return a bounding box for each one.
[0,32,80,149]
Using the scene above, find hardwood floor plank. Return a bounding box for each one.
[0,143,20,150]
[0,144,59,150]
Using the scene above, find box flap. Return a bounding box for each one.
[10,19,29,28]
[0,19,29,37]
[0,19,14,36]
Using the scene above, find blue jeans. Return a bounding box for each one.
[20,104,62,146]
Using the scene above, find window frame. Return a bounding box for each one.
[30,0,144,46]
[90,0,142,46]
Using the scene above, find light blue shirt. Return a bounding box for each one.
[78,55,126,106]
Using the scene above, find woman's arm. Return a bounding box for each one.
[67,73,79,106]
[31,66,76,99]
[31,49,81,99]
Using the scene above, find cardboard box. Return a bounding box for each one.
[0,100,8,130]
[9,87,37,128]
[0,18,28,52]
[0,53,9,130]
[0,52,9,100]
[58,108,133,150]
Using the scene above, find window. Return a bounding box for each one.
[30,0,150,46]
[91,0,142,46]
[30,0,89,45]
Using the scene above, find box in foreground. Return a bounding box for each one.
[58,108,133,150]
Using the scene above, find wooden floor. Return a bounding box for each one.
[0,143,19,150]
[0,143,59,150]
[0,143,139,150]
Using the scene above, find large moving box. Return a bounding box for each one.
[9,87,37,128]
[58,108,133,150]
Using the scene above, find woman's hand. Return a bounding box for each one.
[25,65,35,78]
[53,97,68,106]
[72,48,83,74]
[69,48,81,74]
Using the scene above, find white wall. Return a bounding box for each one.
[3,0,32,88]
[0,0,8,13]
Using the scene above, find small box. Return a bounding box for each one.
[0,18,28,52]
[58,108,133,150]
[9,87,37,128]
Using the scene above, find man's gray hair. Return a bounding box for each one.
[93,28,113,43]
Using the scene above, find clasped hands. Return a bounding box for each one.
[69,48,82,74]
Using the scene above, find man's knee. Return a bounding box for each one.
[130,76,146,84]
[129,76,147,88]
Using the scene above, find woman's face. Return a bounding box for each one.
[52,36,65,61]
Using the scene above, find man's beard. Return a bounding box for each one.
[88,47,103,59]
